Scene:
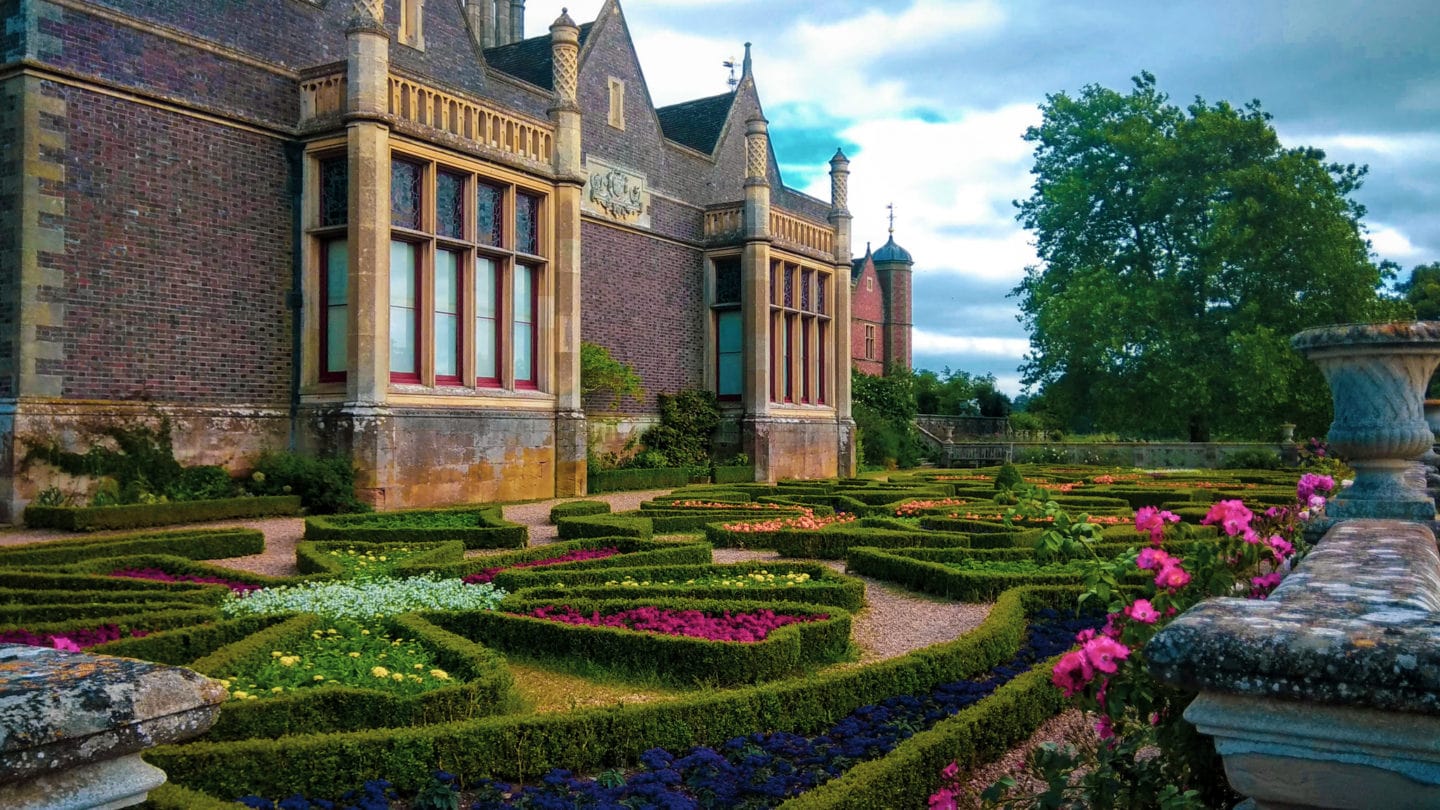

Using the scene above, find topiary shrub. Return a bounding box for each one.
[994,463,1023,491]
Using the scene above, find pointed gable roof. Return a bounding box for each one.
[852,244,874,285]
[483,22,594,89]
[655,92,735,155]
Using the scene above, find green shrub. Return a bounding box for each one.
[295,541,465,577]
[994,463,1023,491]
[24,495,302,532]
[501,561,866,611]
[556,513,653,540]
[588,467,693,493]
[0,528,264,568]
[248,451,370,514]
[713,464,756,485]
[640,389,721,468]
[1221,448,1285,470]
[548,500,612,523]
[304,507,526,549]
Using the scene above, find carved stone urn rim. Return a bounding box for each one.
[1291,320,1440,353]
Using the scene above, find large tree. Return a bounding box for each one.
[1013,72,1408,440]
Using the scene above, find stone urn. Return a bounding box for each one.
[1279,422,1296,442]
[1292,321,1440,520]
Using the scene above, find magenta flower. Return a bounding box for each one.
[464,547,620,585]
[1134,506,1180,544]
[1051,649,1094,697]
[1268,535,1294,559]
[51,637,81,652]
[1082,636,1130,674]
[1297,473,1335,504]
[1094,714,1115,740]
[1201,500,1254,537]
[1136,547,1173,571]
[1250,571,1283,597]
[1124,598,1160,624]
[1154,562,1190,590]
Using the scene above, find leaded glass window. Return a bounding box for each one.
[436,172,465,239]
[817,277,826,315]
[801,269,812,311]
[516,193,539,255]
[477,183,504,246]
[391,160,422,230]
[784,266,795,308]
[715,259,740,305]
[320,158,348,227]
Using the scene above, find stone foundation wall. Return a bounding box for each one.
[752,416,841,481]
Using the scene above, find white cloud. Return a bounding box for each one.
[1369,224,1421,259]
[913,330,1030,357]
[1281,131,1440,162]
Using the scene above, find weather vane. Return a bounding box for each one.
[887,203,895,236]
[723,55,739,90]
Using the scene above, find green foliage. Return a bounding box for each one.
[1014,71,1409,441]
[640,389,721,468]
[588,466,694,493]
[852,369,925,468]
[0,528,263,568]
[914,367,1012,417]
[555,513,654,540]
[1399,262,1440,320]
[1220,448,1285,470]
[994,463,1024,491]
[24,496,301,532]
[548,500,612,523]
[580,341,645,411]
[247,451,370,514]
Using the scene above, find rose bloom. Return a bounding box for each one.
[1136,547,1172,571]
[1124,598,1160,624]
[1082,636,1131,674]
[1051,650,1094,697]
[1154,563,1190,590]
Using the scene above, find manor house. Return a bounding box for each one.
[0,0,915,518]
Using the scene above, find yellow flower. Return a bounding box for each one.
[360,629,370,635]
[348,652,361,658]
[271,651,283,657]
[371,666,390,678]
[391,673,404,682]
[429,669,450,681]
[219,679,232,688]
[313,675,326,681]
[378,556,387,562]
[232,690,249,699]
[271,686,284,693]
[279,656,301,667]
[246,694,258,700]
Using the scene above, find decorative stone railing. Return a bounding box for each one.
[1146,519,1440,808]
[299,71,556,165]
[0,645,225,809]
[388,75,553,163]
[770,210,833,258]
[703,204,744,242]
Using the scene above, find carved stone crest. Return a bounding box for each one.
[582,159,650,227]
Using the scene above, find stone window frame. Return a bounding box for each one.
[770,256,832,406]
[313,152,350,383]
[708,253,743,402]
[301,140,551,396]
[398,0,425,50]
[864,323,877,361]
[608,77,625,130]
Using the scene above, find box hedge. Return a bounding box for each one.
[304,507,526,549]
[23,495,301,532]
[712,464,756,485]
[295,540,464,577]
[555,513,654,540]
[403,538,712,582]
[588,467,693,493]
[548,500,611,523]
[702,521,971,559]
[0,528,264,568]
[501,561,866,611]
[444,596,850,687]
[146,587,1067,799]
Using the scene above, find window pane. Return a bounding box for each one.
[435,251,460,379]
[784,266,794,308]
[801,269,812,311]
[320,158,348,227]
[475,257,497,381]
[715,259,741,305]
[389,240,417,375]
[391,160,421,230]
[324,240,348,374]
[516,192,539,255]
[436,171,465,239]
[817,276,827,315]
[718,309,741,397]
[477,183,504,246]
[513,266,535,383]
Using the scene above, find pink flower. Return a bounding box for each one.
[1136,547,1173,571]
[1051,650,1094,697]
[1124,598,1160,624]
[1268,535,1294,559]
[1250,571,1283,597]
[1081,636,1130,674]
[1094,714,1115,740]
[51,637,81,652]
[1297,473,1335,504]
[1075,628,1096,644]
[1201,500,1253,537]
[1241,528,1261,544]
[941,761,959,780]
[928,788,957,810]
[1154,562,1190,590]
[1134,506,1180,544]
[1307,494,1327,510]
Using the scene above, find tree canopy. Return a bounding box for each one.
[1012,72,1409,440]
[1400,262,1440,321]
[914,367,1012,417]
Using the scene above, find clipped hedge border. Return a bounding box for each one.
[304,507,527,549]
[62,553,291,590]
[146,586,1068,799]
[503,561,866,612]
[187,613,520,741]
[0,607,220,639]
[548,500,612,523]
[295,540,464,577]
[713,464,757,485]
[92,615,290,665]
[556,513,653,540]
[448,596,851,686]
[844,546,1092,602]
[0,528,264,568]
[23,495,302,532]
[702,521,971,560]
[588,467,693,493]
[404,538,713,582]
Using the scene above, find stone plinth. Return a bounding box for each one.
[0,645,226,810]
[1146,520,1440,809]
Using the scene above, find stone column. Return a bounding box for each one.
[741,116,774,481]
[0,646,226,809]
[549,11,585,497]
[462,0,491,47]
[828,149,856,476]
[494,0,512,47]
[510,0,526,42]
[344,0,392,505]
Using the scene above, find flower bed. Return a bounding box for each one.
[0,623,150,650]
[220,576,507,620]
[110,567,262,594]
[461,547,620,585]
[304,507,527,549]
[522,604,824,643]
[493,561,866,611]
[296,541,462,579]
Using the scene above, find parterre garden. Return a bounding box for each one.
[0,464,1317,808]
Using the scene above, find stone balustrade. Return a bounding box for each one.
[0,645,225,809]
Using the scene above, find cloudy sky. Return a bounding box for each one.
[527,0,1440,396]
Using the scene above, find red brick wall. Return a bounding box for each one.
[852,261,884,375]
[580,219,705,414]
[60,85,292,404]
[879,265,912,371]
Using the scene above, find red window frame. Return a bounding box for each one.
[389,240,422,384]
[715,307,742,402]
[818,322,828,405]
[475,256,503,388]
[434,248,464,386]
[513,264,539,390]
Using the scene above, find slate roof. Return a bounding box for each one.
[851,245,873,285]
[655,92,735,154]
[873,235,913,264]
[483,23,594,90]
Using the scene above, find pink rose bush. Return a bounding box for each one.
[941,480,1315,809]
